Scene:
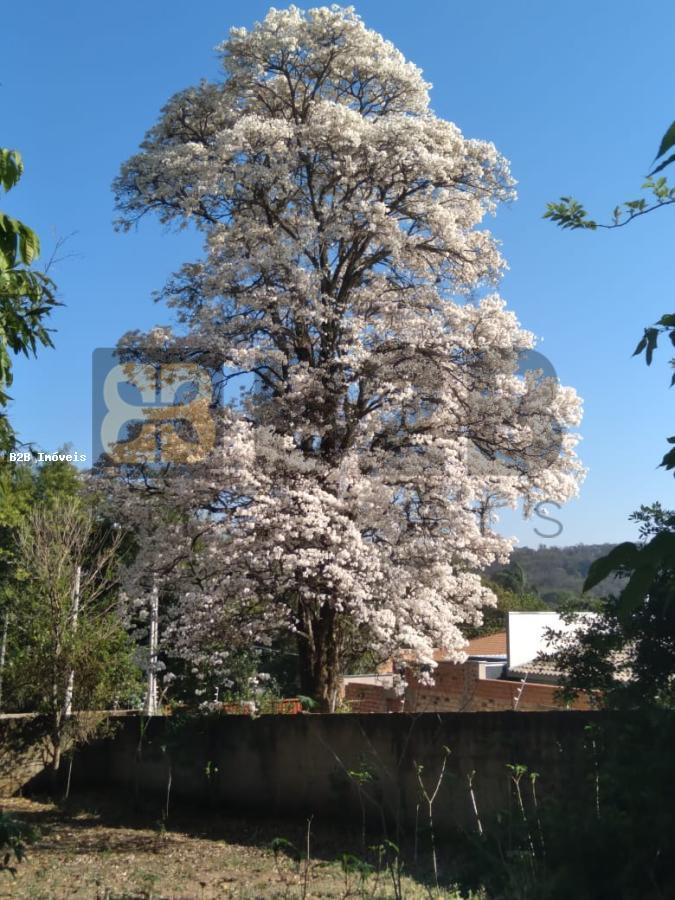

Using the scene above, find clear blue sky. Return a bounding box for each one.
[3,0,674,548]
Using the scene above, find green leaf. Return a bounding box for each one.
[616,531,675,619]
[633,335,647,356]
[646,328,658,364]
[18,227,39,266]
[584,542,640,592]
[618,564,657,621]
[649,152,675,177]
[640,530,675,564]
[633,327,660,364]
[0,150,24,193]
[543,197,597,230]
[655,121,675,162]
[660,445,675,471]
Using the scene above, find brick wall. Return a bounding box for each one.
[344,682,391,713]
[406,660,591,712]
[345,660,591,714]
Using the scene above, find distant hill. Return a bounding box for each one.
[488,543,626,605]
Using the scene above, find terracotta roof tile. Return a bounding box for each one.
[376,631,507,671]
[511,648,633,683]
[465,631,507,657]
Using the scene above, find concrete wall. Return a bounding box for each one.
[70,711,600,834]
[0,714,53,795]
[0,710,129,796]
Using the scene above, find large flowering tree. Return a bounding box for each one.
[110,6,583,710]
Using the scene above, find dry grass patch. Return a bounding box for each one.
[0,794,467,899]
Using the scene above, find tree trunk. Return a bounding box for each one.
[50,657,64,788]
[143,581,159,715]
[63,565,81,719]
[52,736,62,773]
[0,609,9,711]
[50,708,64,792]
[297,603,341,712]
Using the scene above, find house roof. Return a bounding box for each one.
[509,658,560,683]
[420,632,509,663]
[377,632,508,671]
[510,648,633,684]
[465,631,507,657]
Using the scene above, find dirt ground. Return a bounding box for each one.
[0,793,466,899]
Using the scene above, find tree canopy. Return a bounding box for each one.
[0,149,59,450]
[106,6,584,709]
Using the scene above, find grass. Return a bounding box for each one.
[0,792,471,899]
